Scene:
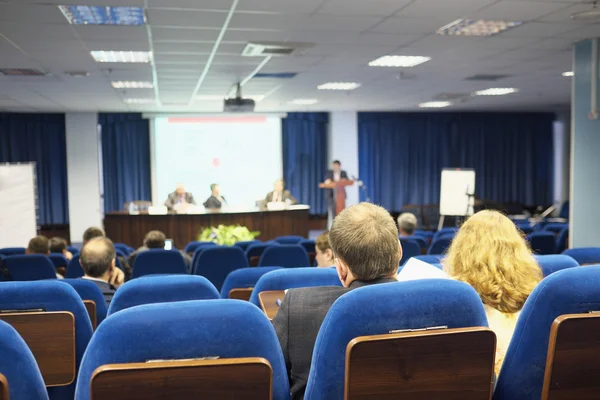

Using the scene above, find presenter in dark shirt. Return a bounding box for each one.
[324,160,349,223]
[203,183,227,209]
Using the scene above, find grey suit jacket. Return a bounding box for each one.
[265,190,298,205]
[164,192,196,210]
[272,277,398,400]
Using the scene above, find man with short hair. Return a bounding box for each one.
[265,179,297,205]
[203,183,226,209]
[273,203,401,399]
[164,183,196,211]
[49,237,73,260]
[26,235,49,255]
[128,230,191,270]
[397,212,418,236]
[82,227,105,246]
[79,237,124,306]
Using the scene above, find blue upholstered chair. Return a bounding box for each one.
[67,246,79,255]
[234,240,261,251]
[4,255,57,281]
[399,239,421,266]
[275,235,304,244]
[494,266,600,400]
[427,237,452,255]
[304,279,488,400]
[535,254,579,277]
[192,247,249,291]
[0,281,93,400]
[555,227,569,254]
[49,253,69,270]
[221,267,283,298]
[518,225,534,235]
[65,254,83,278]
[543,223,568,234]
[75,300,290,400]
[559,200,569,220]
[115,249,128,260]
[108,275,220,315]
[562,247,600,265]
[249,267,342,307]
[246,243,275,264]
[433,227,457,241]
[259,245,310,267]
[399,235,427,249]
[61,279,108,326]
[114,243,134,255]
[184,241,217,255]
[414,230,434,242]
[0,320,48,399]
[527,232,557,255]
[300,239,316,254]
[131,249,187,278]
[0,247,25,257]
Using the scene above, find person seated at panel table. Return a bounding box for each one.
[203,183,227,209]
[273,203,401,400]
[164,183,196,211]
[265,179,297,205]
[397,212,418,237]
[79,237,125,306]
[314,231,334,268]
[128,230,192,271]
[49,237,73,261]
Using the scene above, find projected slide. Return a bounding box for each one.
[153,116,283,208]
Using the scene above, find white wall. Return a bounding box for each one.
[66,112,102,245]
[329,111,359,207]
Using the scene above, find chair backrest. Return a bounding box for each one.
[49,254,69,269]
[75,300,290,400]
[305,279,488,400]
[0,320,48,400]
[412,255,444,264]
[220,267,283,298]
[131,249,187,278]
[559,201,569,220]
[246,243,275,266]
[108,275,220,315]
[414,230,434,239]
[541,313,600,400]
[275,235,304,244]
[67,246,79,256]
[65,254,83,278]
[184,241,217,255]
[4,255,57,281]
[346,327,495,400]
[399,239,421,265]
[113,244,133,256]
[543,223,568,234]
[555,227,569,254]
[234,240,261,251]
[527,232,557,255]
[90,358,273,400]
[400,235,427,249]
[427,237,452,255]
[0,248,25,257]
[433,227,457,241]
[259,245,310,268]
[535,255,579,277]
[562,247,600,266]
[61,279,108,327]
[494,266,600,400]
[518,225,534,235]
[0,281,93,399]
[300,239,316,253]
[192,247,249,291]
[249,267,343,306]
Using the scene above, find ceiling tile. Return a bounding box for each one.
[230,13,382,31]
[370,17,451,34]
[147,9,227,28]
[317,0,413,17]
[472,1,571,21]
[0,3,67,24]
[501,22,581,37]
[151,27,220,42]
[395,0,497,19]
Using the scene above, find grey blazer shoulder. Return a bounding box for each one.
[164,191,196,209]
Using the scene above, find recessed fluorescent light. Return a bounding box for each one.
[111,81,154,89]
[58,6,146,25]
[317,82,361,91]
[369,55,431,68]
[437,19,522,37]
[474,88,519,96]
[195,95,265,102]
[419,101,451,108]
[289,99,319,105]
[124,98,155,104]
[91,51,152,63]
[562,71,574,77]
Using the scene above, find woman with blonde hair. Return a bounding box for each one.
[443,210,542,374]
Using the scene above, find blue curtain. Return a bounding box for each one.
[0,113,68,225]
[358,112,555,211]
[282,113,329,215]
[99,113,151,212]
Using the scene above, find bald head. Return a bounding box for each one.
[80,237,116,278]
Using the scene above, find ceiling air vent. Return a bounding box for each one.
[464,74,511,81]
[0,68,47,76]
[242,42,313,57]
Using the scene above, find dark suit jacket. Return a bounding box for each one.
[265,190,297,205]
[324,170,349,199]
[164,192,196,210]
[203,195,226,209]
[272,277,398,400]
[81,277,117,307]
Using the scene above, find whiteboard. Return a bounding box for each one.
[440,169,476,216]
[0,163,38,247]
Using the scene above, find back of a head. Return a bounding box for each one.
[49,237,67,253]
[144,230,166,249]
[315,231,331,252]
[329,203,400,281]
[27,235,49,255]
[82,227,105,245]
[80,237,115,278]
[444,210,542,313]
[397,213,418,235]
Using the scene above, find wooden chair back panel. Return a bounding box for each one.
[542,313,600,400]
[91,357,272,400]
[0,312,75,387]
[83,300,97,331]
[345,327,496,400]
[258,291,285,321]
[0,373,8,400]
[229,288,253,301]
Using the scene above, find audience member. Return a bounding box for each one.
[314,231,334,268]
[26,235,49,255]
[443,210,542,374]
[128,230,192,270]
[79,237,124,306]
[397,212,418,236]
[203,183,226,209]
[273,203,401,399]
[49,237,73,260]
[82,227,105,246]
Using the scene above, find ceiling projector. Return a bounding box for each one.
[224,83,255,112]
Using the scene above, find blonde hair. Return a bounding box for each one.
[443,210,542,314]
[315,231,331,252]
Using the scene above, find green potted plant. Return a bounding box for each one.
[198,225,260,246]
